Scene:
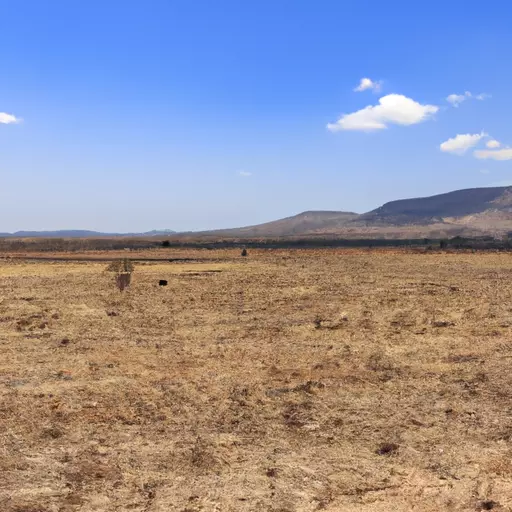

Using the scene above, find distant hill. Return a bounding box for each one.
[0,229,176,238]
[194,211,359,237]
[5,186,512,240]
[180,186,512,239]
[360,187,512,225]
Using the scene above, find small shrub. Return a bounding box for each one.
[375,442,399,456]
[241,248,248,257]
[106,259,134,291]
[478,500,499,510]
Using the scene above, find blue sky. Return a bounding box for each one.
[1,0,512,232]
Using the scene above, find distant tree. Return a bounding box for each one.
[241,248,248,257]
[440,240,447,249]
[162,240,170,247]
[449,236,466,249]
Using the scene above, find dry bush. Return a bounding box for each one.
[106,258,134,291]
[106,258,134,274]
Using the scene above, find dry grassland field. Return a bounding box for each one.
[2,248,512,512]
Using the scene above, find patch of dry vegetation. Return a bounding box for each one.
[1,249,512,511]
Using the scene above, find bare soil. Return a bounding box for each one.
[1,249,512,511]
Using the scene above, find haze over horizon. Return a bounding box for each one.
[2,1,512,233]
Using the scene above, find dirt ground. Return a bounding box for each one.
[1,248,512,511]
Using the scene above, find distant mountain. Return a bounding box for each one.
[5,186,512,240]
[180,186,512,239]
[0,229,176,238]
[141,229,177,236]
[359,186,512,225]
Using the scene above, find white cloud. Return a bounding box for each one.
[440,132,487,155]
[327,94,438,132]
[238,171,252,177]
[0,112,21,124]
[446,91,490,107]
[474,148,512,161]
[354,78,382,93]
[486,139,501,149]
[446,91,471,107]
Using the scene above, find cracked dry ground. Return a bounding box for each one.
[1,249,512,511]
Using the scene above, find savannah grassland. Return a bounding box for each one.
[1,248,512,512]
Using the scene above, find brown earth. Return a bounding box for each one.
[1,248,512,511]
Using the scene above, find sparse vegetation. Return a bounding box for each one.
[106,258,135,274]
[106,258,134,291]
[1,248,512,510]
[3,234,512,254]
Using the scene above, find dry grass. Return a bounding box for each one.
[1,249,512,511]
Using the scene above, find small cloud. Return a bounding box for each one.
[0,112,21,124]
[474,148,512,161]
[486,139,501,149]
[353,77,382,93]
[446,91,472,107]
[238,171,252,177]
[327,94,438,132]
[446,91,490,107]
[440,132,487,155]
[480,169,490,174]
